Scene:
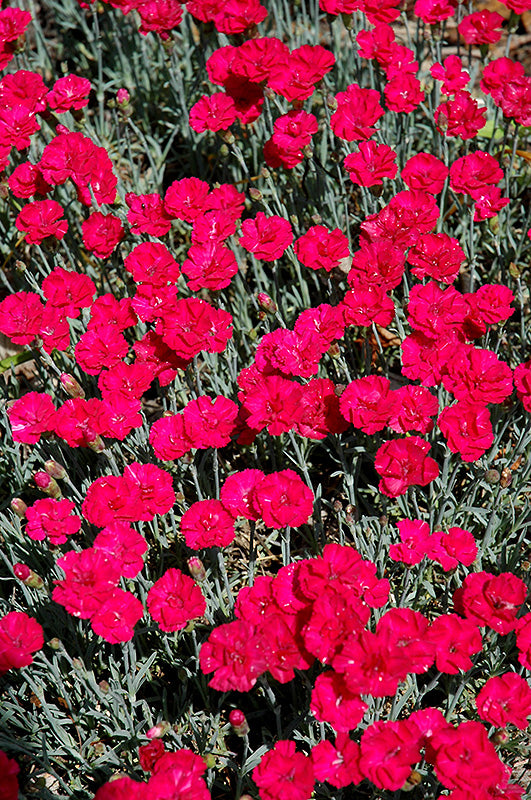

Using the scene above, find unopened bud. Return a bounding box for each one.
[220,130,235,145]
[229,709,249,737]
[219,144,229,159]
[249,187,263,202]
[205,753,216,769]
[98,680,110,693]
[490,728,509,746]
[257,292,277,313]
[88,435,106,453]
[327,342,341,358]
[522,560,530,572]
[34,472,62,498]
[302,144,313,159]
[48,637,62,650]
[341,12,354,28]
[11,498,27,517]
[15,259,26,273]
[489,216,500,236]
[44,459,66,480]
[500,467,512,488]
[508,262,521,279]
[485,468,500,485]
[60,373,85,399]
[402,770,422,792]
[326,94,337,111]
[13,562,44,588]
[147,721,171,739]
[437,111,448,133]
[188,557,207,582]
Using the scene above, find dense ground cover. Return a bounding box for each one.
[0,0,531,797]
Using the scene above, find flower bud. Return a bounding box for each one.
[326,94,337,111]
[205,753,216,769]
[13,562,44,588]
[229,709,249,737]
[402,770,422,792]
[327,342,341,358]
[44,459,66,480]
[33,471,62,498]
[220,130,235,145]
[147,721,171,739]
[484,468,500,485]
[341,12,354,28]
[48,637,62,650]
[88,435,106,453]
[249,187,263,202]
[11,498,27,517]
[490,728,509,746]
[257,292,277,314]
[188,557,207,582]
[60,373,85,399]
[116,88,130,105]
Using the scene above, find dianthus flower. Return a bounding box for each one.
[0,104,40,150]
[25,498,81,546]
[425,526,477,571]
[294,225,349,272]
[389,518,432,565]
[453,571,527,634]
[255,328,322,379]
[82,212,125,259]
[53,548,121,619]
[181,240,238,290]
[294,305,345,350]
[388,385,438,434]
[47,74,91,112]
[407,233,465,283]
[15,199,68,244]
[125,192,172,236]
[239,212,293,261]
[438,401,494,462]
[360,720,421,791]
[93,776,143,800]
[147,749,210,799]
[54,397,110,448]
[435,91,487,139]
[339,375,395,434]
[156,297,233,358]
[0,749,19,800]
[311,734,363,788]
[137,0,183,36]
[9,162,51,198]
[91,589,144,644]
[75,327,129,375]
[200,618,268,691]
[458,10,504,45]
[430,54,470,94]
[296,378,348,440]
[93,522,148,578]
[0,611,44,675]
[268,45,334,103]
[330,83,384,140]
[384,73,424,113]
[442,346,513,405]
[7,391,56,444]
[238,371,303,436]
[189,92,236,133]
[430,720,505,793]
[164,176,210,222]
[414,0,457,24]
[344,140,397,186]
[253,469,314,529]
[220,469,265,520]
[341,285,395,327]
[264,109,318,169]
[348,240,404,289]
[310,670,367,732]
[253,740,314,800]
[42,267,95,318]
[183,395,238,449]
[374,437,439,497]
[181,499,235,549]
[147,568,206,632]
[476,673,531,730]
[149,414,191,461]
[402,153,449,194]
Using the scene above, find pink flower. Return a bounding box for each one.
[239,212,293,261]
[253,740,314,800]
[438,402,494,462]
[93,522,148,578]
[360,720,421,791]
[389,518,431,565]
[42,267,95,318]
[344,140,397,186]
[401,152,449,194]
[0,749,19,800]
[25,498,81,546]
[147,568,206,632]
[434,91,487,139]
[476,673,531,730]
[312,734,363,788]
[374,437,440,497]
[294,225,349,272]
[15,199,67,244]
[331,83,384,140]
[91,589,143,643]
[0,611,44,674]
[0,291,43,346]
[7,392,56,444]
[220,469,265,520]
[82,212,125,259]
[310,670,367,732]
[253,469,314,529]
[189,92,237,132]
[453,571,527,634]
[200,619,268,691]
[339,375,395,434]
[181,499,235,549]
[47,74,91,112]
